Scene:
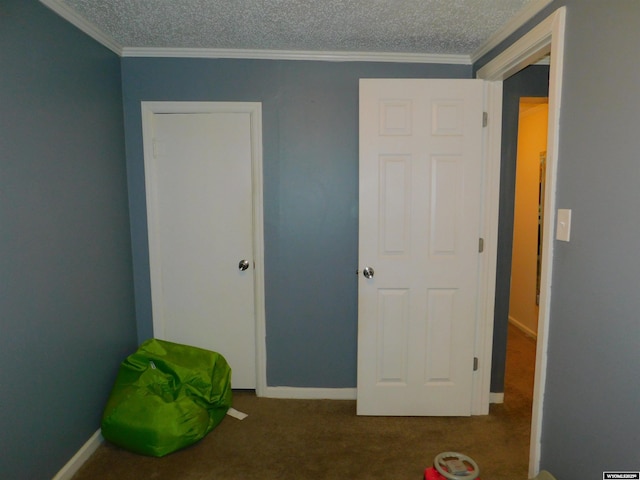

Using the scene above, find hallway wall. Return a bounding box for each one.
[510,101,548,336]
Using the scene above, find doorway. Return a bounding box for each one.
[504,96,549,428]
[509,98,548,340]
[477,7,566,476]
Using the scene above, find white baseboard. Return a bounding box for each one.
[52,429,103,480]
[508,315,538,339]
[262,386,357,400]
[490,392,505,404]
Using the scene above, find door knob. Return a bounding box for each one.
[363,266,374,279]
[238,259,250,271]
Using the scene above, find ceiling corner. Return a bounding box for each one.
[39,0,123,56]
[470,0,554,64]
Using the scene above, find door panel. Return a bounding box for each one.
[357,79,484,416]
[146,111,256,389]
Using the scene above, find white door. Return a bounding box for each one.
[143,104,263,389]
[357,79,484,416]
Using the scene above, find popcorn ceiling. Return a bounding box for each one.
[62,0,531,54]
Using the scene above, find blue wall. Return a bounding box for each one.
[0,1,137,478]
[476,1,640,476]
[121,58,471,387]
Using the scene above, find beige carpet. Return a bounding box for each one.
[72,325,535,480]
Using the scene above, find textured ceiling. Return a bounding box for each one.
[57,0,532,55]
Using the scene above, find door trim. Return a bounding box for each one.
[477,7,566,477]
[141,101,267,397]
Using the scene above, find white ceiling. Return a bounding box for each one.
[41,0,551,62]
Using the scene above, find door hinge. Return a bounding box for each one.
[478,238,484,253]
[473,357,479,371]
[482,111,488,127]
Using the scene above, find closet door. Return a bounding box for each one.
[143,103,263,389]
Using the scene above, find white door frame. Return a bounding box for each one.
[141,101,267,397]
[476,7,566,477]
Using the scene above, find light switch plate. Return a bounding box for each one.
[556,209,572,242]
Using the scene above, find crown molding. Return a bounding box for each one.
[471,0,554,64]
[39,0,123,55]
[121,47,471,64]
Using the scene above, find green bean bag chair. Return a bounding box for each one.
[101,338,232,457]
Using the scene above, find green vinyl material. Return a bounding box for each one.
[101,338,232,457]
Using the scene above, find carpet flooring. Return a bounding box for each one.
[72,325,536,480]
